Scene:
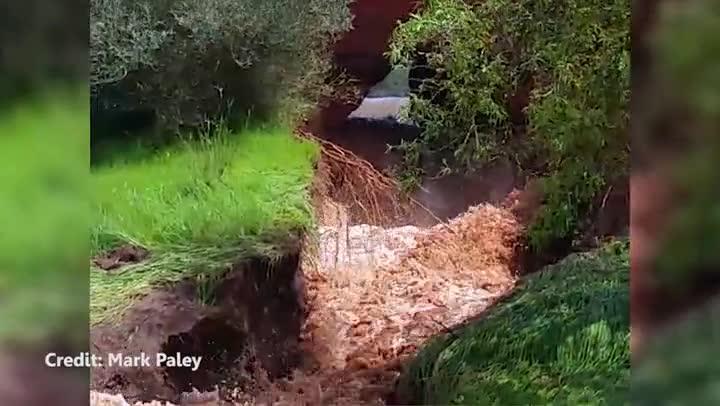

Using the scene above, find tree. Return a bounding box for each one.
[90,0,352,133]
[390,0,629,250]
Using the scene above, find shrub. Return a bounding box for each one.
[390,0,629,250]
[90,0,352,132]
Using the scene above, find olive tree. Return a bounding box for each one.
[91,0,352,132]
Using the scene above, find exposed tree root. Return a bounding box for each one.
[296,129,408,226]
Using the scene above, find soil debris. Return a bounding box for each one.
[93,244,150,271]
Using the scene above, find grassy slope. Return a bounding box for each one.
[397,240,630,405]
[90,126,319,325]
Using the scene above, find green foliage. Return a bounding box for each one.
[0,88,89,347]
[390,0,629,250]
[91,0,352,130]
[91,126,319,325]
[393,139,426,193]
[397,240,630,405]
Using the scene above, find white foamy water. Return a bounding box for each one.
[317,224,425,273]
[366,67,409,98]
[347,96,411,122]
[347,66,415,124]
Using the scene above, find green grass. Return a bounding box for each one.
[397,240,630,405]
[0,87,89,346]
[90,126,319,325]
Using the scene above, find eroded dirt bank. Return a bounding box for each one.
[90,250,307,404]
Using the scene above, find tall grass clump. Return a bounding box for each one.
[91,126,319,324]
[396,240,629,405]
[92,126,318,253]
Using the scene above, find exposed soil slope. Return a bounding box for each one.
[90,252,306,404]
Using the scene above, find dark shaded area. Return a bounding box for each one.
[320,119,422,173]
[162,318,247,393]
[90,105,166,167]
[90,62,277,163]
[214,254,306,382]
[411,162,519,226]
[516,236,575,275]
[335,55,392,88]
[518,176,629,274]
[408,47,449,106]
[408,53,431,96]
[91,108,157,140]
